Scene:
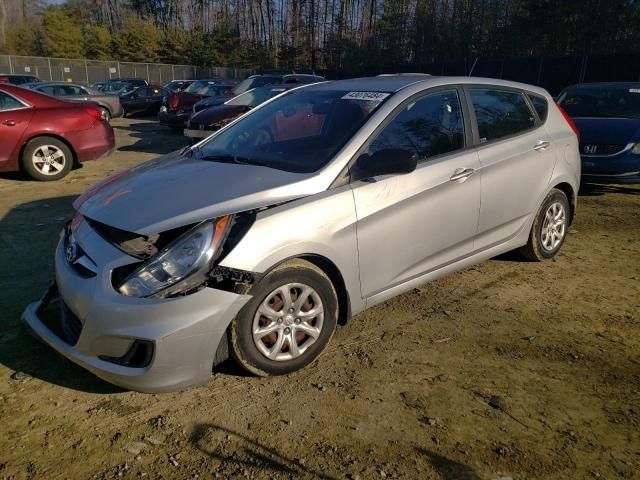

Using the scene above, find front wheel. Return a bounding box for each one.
[519,188,570,261]
[229,259,338,376]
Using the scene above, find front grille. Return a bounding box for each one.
[581,144,626,156]
[59,301,83,346]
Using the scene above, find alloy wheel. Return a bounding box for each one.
[31,145,66,176]
[252,283,324,361]
[541,201,566,251]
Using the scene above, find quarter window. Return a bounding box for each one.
[528,94,548,122]
[57,85,85,96]
[38,85,56,96]
[470,88,535,143]
[0,92,25,110]
[369,90,465,160]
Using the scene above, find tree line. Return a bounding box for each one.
[1,0,639,75]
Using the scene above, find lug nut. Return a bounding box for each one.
[295,318,300,324]
[277,318,283,324]
[288,308,294,313]
[284,327,290,334]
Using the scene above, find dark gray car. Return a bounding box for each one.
[26,82,123,121]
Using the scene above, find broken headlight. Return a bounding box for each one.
[118,216,232,298]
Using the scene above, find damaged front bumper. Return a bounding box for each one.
[21,218,251,393]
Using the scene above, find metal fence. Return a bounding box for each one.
[0,55,255,84]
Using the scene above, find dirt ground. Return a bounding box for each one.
[0,117,639,480]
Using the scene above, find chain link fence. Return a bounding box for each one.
[0,55,254,84]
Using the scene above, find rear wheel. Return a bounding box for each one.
[229,259,338,376]
[519,188,570,261]
[98,107,111,122]
[21,137,73,181]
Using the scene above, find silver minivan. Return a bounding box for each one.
[23,75,580,392]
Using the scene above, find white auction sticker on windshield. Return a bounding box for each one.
[342,91,390,101]
[629,88,640,93]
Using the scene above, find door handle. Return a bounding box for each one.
[534,140,551,152]
[450,168,475,182]
[2,120,16,126]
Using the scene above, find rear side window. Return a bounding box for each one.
[528,94,548,121]
[470,88,535,143]
[0,91,25,110]
[57,85,86,96]
[37,85,57,96]
[369,89,465,160]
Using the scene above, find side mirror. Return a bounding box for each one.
[353,148,417,180]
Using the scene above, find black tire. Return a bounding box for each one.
[98,106,111,122]
[519,188,570,261]
[229,259,338,376]
[21,136,73,181]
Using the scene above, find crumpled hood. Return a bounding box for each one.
[573,117,640,145]
[74,150,322,235]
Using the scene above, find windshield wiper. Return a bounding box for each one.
[200,154,267,167]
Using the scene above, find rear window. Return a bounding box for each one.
[470,88,536,143]
[528,94,548,122]
[57,85,87,96]
[558,86,640,119]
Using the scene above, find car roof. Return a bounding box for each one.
[30,81,86,87]
[305,74,549,95]
[565,82,640,89]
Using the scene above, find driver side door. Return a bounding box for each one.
[351,88,481,300]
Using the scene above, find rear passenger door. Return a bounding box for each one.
[352,88,481,299]
[0,91,32,167]
[466,87,556,249]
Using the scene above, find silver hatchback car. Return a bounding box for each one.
[23,75,580,392]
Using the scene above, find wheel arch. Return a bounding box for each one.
[259,254,352,327]
[552,181,576,225]
[95,102,113,116]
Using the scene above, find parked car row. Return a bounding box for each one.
[1,70,638,186]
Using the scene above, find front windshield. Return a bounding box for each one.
[103,82,126,92]
[231,76,280,96]
[184,80,211,94]
[197,88,391,173]
[558,86,640,119]
[226,87,274,108]
[202,84,230,97]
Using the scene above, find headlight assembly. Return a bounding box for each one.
[631,143,640,155]
[118,216,232,298]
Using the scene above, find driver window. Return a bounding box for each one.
[133,88,148,98]
[369,90,465,160]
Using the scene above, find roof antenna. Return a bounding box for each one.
[468,57,479,76]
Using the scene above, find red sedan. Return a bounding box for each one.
[0,84,115,181]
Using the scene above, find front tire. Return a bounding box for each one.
[519,188,570,261]
[21,137,73,181]
[229,259,338,376]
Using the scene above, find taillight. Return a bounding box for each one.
[0,77,8,83]
[557,105,580,140]
[168,93,179,109]
[85,107,104,122]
